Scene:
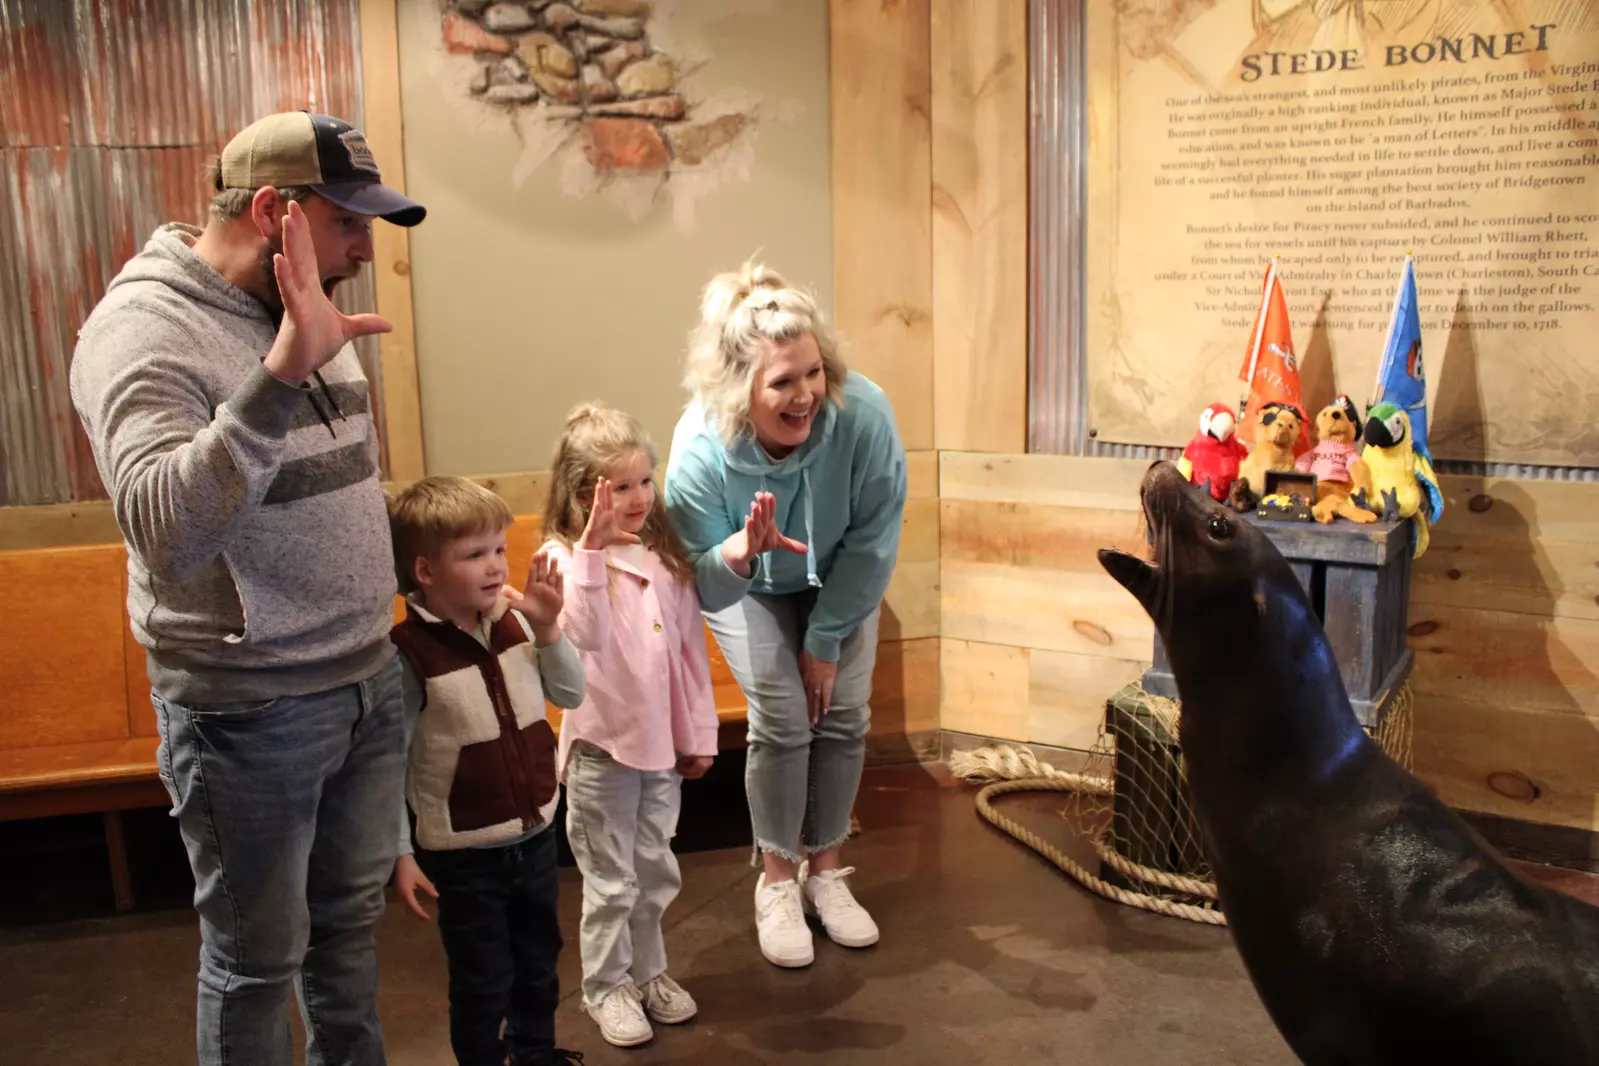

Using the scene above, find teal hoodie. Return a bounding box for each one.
[664,371,907,662]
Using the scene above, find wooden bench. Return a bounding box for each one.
[0,543,169,911]
[0,517,753,911]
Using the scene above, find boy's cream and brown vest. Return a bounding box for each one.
[392,602,559,852]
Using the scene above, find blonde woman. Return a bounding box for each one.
[664,260,907,968]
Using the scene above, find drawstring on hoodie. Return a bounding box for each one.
[755,469,823,589]
[305,370,347,439]
[801,468,821,588]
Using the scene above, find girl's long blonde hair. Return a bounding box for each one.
[542,403,694,585]
[682,258,847,447]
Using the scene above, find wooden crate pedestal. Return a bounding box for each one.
[1100,684,1208,891]
[1141,514,1415,728]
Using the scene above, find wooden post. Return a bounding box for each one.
[358,0,426,483]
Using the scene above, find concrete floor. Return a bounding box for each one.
[5,761,1597,1065]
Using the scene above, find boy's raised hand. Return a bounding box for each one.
[578,478,643,552]
[519,548,565,646]
[394,854,437,921]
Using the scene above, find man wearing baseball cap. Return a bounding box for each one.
[71,111,425,1066]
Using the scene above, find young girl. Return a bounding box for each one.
[541,403,721,1049]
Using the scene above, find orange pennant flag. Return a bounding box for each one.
[1236,259,1312,455]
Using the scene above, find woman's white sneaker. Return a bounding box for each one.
[801,865,880,948]
[585,981,653,1047]
[754,873,815,968]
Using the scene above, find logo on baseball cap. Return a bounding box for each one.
[218,111,426,227]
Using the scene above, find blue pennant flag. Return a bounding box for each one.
[1372,255,1432,462]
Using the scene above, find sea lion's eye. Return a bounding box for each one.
[1207,514,1234,540]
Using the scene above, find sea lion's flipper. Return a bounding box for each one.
[1098,548,1158,612]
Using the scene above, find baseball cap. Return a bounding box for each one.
[218,111,426,227]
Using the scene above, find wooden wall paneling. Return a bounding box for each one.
[906,450,939,500]
[1432,475,1599,547]
[830,0,935,450]
[359,0,426,482]
[882,450,933,642]
[939,454,1158,750]
[1029,649,1147,752]
[941,497,1145,568]
[940,495,1153,660]
[940,452,1148,510]
[1401,472,1599,832]
[942,639,1149,753]
[1412,693,1599,833]
[1407,602,1599,720]
[884,497,940,641]
[883,451,941,642]
[869,637,941,762]
[1412,532,1599,622]
[942,560,1153,657]
[930,0,1028,453]
[940,637,1030,740]
[1412,474,1599,622]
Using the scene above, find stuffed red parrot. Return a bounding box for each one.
[1177,402,1248,502]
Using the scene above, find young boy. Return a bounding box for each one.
[387,476,586,1066]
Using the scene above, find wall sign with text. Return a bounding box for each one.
[1086,0,1599,466]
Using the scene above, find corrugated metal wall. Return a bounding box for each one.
[1025,0,1595,482]
[0,0,381,507]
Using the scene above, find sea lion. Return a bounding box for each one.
[1098,460,1599,1066]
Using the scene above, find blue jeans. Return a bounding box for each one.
[153,655,406,1066]
[704,590,880,862]
[415,829,563,1066]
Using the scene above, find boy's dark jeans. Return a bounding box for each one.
[416,829,562,1066]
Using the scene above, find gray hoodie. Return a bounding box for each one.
[70,223,397,703]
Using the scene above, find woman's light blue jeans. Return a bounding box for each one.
[705,589,880,863]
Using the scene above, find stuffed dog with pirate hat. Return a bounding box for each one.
[1296,395,1378,524]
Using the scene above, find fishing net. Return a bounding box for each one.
[949,681,1416,926]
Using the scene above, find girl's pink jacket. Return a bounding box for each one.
[543,540,720,781]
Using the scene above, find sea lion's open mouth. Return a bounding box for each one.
[1093,460,1183,607]
[1098,461,1186,612]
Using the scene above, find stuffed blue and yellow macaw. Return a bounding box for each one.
[1360,403,1443,558]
